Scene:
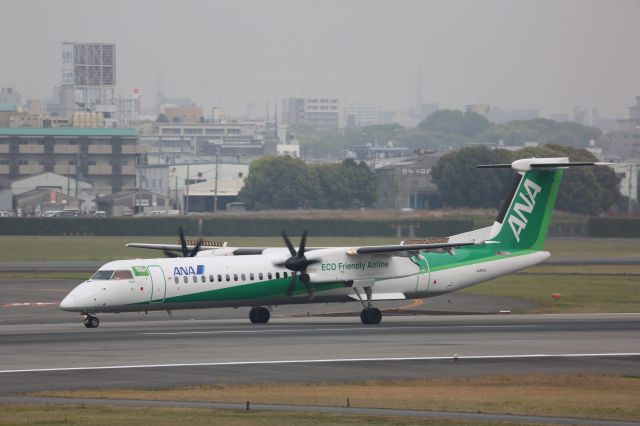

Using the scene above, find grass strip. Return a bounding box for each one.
[0,236,638,262]
[34,374,640,422]
[462,273,640,313]
[0,404,514,426]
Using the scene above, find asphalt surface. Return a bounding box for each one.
[1,279,639,425]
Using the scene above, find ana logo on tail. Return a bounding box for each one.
[507,178,542,242]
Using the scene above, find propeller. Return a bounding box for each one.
[163,226,203,258]
[274,230,320,298]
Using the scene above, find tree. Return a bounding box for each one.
[314,159,376,208]
[431,146,514,209]
[238,157,322,210]
[418,110,491,138]
[431,144,621,215]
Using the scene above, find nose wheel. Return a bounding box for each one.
[83,314,100,328]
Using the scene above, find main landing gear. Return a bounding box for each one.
[249,306,270,324]
[354,286,383,325]
[83,314,100,328]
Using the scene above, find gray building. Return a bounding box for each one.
[606,96,640,161]
[376,154,440,210]
[0,127,146,196]
[282,97,342,130]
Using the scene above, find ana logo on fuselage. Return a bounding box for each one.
[174,265,205,276]
[507,178,542,243]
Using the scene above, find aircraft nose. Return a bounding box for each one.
[60,293,77,311]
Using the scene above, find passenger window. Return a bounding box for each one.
[183,276,188,284]
[284,271,288,278]
[250,273,254,280]
[267,272,272,280]
[209,275,214,282]
[259,273,263,280]
[218,274,222,282]
[174,277,179,284]
[241,273,246,281]
[233,274,238,281]
[192,276,197,283]
[275,272,280,279]
[225,274,230,282]
[201,275,206,283]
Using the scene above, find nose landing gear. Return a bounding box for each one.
[83,314,100,328]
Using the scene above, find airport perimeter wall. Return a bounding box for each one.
[0,217,634,237]
[587,217,640,238]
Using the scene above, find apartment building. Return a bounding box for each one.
[0,127,146,195]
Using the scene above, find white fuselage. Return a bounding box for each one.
[60,249,550,314]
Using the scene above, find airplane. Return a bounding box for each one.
[60,157,606,328]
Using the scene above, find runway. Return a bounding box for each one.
[1,279,639,400]
[1,312,639,395]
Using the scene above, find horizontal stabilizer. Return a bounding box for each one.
[477,157,610,173]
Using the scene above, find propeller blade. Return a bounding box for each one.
[282,230,296,257]
[178,226,188,257]
[306,258,321,266]
[286,273,297,297]
[189,238,203,257]
[298,229,308,255]
[273,260,287,267]
[163,249,179,258]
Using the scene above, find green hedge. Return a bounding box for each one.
[0,217,473,237]
[587,217,640,238]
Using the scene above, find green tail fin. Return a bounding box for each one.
[492,169,564,251]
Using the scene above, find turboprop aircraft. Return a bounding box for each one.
[60,157,606,327]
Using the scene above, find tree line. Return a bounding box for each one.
[238,157,376,210]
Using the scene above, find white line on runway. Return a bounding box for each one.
[141,325,540,335]
[1,353,639,374]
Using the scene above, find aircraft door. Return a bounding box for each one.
[148,265,167,303]
[412,255,430,293]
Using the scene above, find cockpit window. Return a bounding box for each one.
[90,269,133,280]
[113,270,134,280]
[91,270,114,280]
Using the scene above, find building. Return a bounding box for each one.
[606,96,640,161]
[136,121,265,162]
[96,189,172,216]
[0,88,21,105]
[344,106,382,128]
[375,153,440,210]
[15,189,82,215]
[0,104,18,127]
[0,127,146,196]
[282,97,342,130]
[183,177,244,212]
[163,106,203,123]
[57,42,116,124]
[11,172,95,212]
[0,177,12,211]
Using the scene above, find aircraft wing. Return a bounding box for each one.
[348,240,483,256]
[126,243,223,252]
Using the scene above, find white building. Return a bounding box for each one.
[282,97,342,130]
[11,172,95,212]
[344,106,382,128]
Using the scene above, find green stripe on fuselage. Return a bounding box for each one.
[140,276,344,305]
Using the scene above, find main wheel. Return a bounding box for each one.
[360,308,382,325]
[249,307,270,324]
[84,315,99,328]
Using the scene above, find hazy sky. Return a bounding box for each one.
[2,0,639,117]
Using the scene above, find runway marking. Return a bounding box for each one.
[140,324,540,335]
[2,302,59,308]
[1,353,639,374]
